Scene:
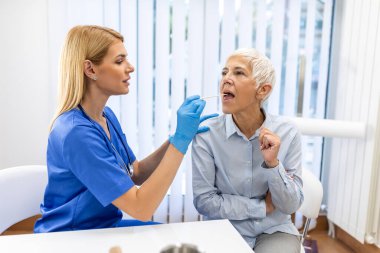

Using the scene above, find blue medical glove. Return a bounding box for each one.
[170,95,206,154]
[169,113,219,144]
[196,113,219,133]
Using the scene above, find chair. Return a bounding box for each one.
[298,168,324,253]
[0,165,48,234]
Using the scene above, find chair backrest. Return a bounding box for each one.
[0,165,47,234]
[298,168,323,219]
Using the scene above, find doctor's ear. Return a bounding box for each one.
[256,83,272,100]
[83,60,97,81]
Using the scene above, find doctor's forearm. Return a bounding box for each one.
[135,140,170,184]
[135,145,184,218]
[113,144,184,221]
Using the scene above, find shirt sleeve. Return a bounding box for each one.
[192,134,266,220]
[262,130,304,214]
[62,125,135,207]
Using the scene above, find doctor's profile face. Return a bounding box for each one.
[92,41,135,96]
[219,55,260,115]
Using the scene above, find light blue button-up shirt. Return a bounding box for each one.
[192,112,303,248]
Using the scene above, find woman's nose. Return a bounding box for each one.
[221,74,232,85]
[126,62,135,73]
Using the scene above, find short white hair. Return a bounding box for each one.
[228,48,276,102]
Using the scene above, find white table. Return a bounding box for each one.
[0,219,253,253]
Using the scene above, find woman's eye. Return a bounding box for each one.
[116,59,123,64]
[236,71,244,75]
[221,71,227,76]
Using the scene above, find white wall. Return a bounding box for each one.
[0,0,51,169]
[326,0,380,244]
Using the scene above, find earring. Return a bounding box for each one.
[92,76,97,81]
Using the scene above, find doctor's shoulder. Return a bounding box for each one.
[49,108,95,141]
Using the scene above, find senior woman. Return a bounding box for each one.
[192,48,303,252]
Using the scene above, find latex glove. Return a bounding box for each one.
[170,95,206,154]
[169,113,219,143]
[196,113,219,133]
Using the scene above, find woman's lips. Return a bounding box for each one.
[222,92,235,102]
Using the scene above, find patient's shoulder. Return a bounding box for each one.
[268,114,300,137]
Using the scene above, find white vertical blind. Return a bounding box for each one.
[302,0,315,118]
[283,0,301,116]
[187,0,204,96]
[104,0,121,118]
[312,0,332,181]
[238,0,253,49]
[166,0,187,223]
[203,0,220,114]
[120,0,138,150]
[137,0,154,158]
[255,0,267,54]
[220,0,236,63]
[178,0,206,223]
[316,0,332,118]
[267,0,285,114]
[302,0,320,178]
[152,0,171,223]
[154,1,170,152]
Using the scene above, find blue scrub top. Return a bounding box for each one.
[34,106,136,233]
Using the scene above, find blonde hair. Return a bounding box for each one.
[50,25,124,130]
[228,48,276,103]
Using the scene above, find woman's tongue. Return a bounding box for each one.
[223,92,235,100]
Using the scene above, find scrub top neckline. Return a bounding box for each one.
[77,105,112,142]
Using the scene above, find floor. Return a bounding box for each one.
[308,230,354,253]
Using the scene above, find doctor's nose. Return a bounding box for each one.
[126,61,135,73]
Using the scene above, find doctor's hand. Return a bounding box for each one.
[196,113,219,133]
[259,128,280,168]
[170,95,206,154]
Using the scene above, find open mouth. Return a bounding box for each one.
[222,91,235,100]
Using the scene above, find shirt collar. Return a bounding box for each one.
[224,108,273,140]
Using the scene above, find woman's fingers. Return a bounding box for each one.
[259,128,279,150]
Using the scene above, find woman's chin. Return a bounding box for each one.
[121,88,129,95]
[222,106,233,115]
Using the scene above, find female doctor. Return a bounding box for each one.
[34,25,215,232]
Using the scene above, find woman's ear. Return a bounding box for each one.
[83,60,97,81]
[256,83,272,100]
